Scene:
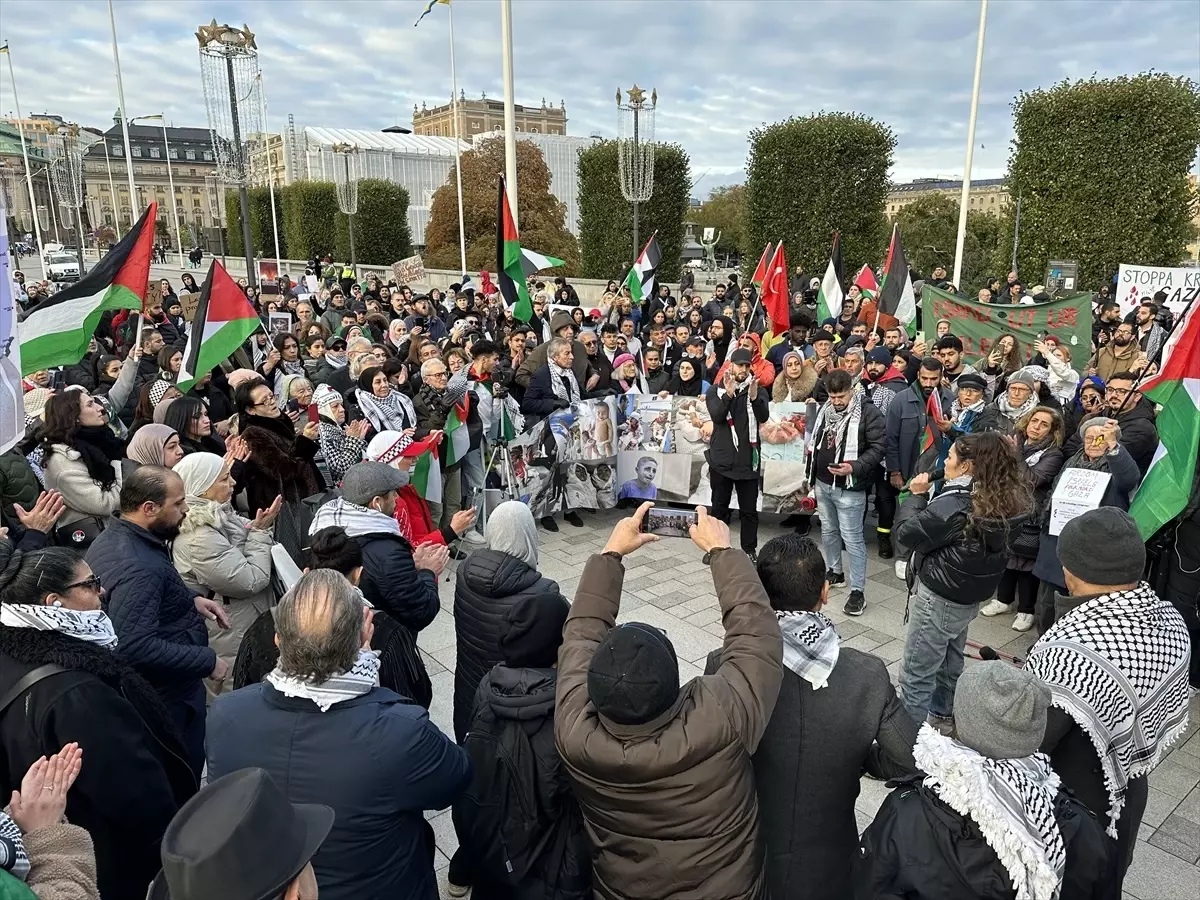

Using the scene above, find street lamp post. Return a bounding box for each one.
[332,143,360,279]
[0,42,45,253]
[131,115,185,269]
[50,126,87,275]
[616,85,658,260]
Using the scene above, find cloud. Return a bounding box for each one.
[2,0,1196,189]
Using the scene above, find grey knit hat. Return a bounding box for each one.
[1058,507,1145,586]
[954,662,1051,759]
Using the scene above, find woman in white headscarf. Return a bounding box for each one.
[171,452,281,697]
[450,500,563,742]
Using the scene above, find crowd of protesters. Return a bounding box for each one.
[0,256,1193,900]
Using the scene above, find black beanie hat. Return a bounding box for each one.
[587,623,679,725]
[498,593,570,668]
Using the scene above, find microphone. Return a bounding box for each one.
[978,646,1000,661]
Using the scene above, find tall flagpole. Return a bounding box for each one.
[499,0,518,228]
[0,44,45,254]
[256,72,282,269]
[952,0,987,289]
[102,139,122,239]
[447,0,468,277]
[108,0,140,217]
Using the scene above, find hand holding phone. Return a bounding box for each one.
[306,403,319,424]
[640,506,698,538]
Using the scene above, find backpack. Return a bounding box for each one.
[452,707,550,887]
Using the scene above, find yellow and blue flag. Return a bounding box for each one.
[414,0,449,27]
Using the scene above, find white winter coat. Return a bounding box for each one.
[172,496,274,607]
[42,444,122,526]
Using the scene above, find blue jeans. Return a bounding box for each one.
[814,482,868,591]
[900,579,979,722]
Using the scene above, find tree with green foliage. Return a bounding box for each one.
[743,113,894,277]
[226,187,287,261]
[892,194,1002,290]
[335,179,412,266]
[577,140,690,282]
[281,181,339,263]
[998,73,1200,288]
[425,136,579,275]
[693,185,745,257]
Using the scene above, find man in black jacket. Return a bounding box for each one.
[805,369,886,615]
[1102,372,1158,476]
[856,663,1117,900]
[706,348,770,560]
[707,534,917,900]
[519,339,586,532]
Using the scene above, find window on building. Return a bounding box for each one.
[185,149,196,161]
[112,144,123,156]
[170,148,179,160]
[192,186,201,194]
[192,198,201,207]
[149,146,160,159]
[530,127,539,133]
[131,146,142,158]
[134,166,144,175]
[189,168,197,176]
[991,196,995,204]
[203,151,213,161]
[493,125,501,132]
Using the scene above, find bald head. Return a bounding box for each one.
[274,569,366,683]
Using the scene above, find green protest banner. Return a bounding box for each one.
[922,285,1093,361]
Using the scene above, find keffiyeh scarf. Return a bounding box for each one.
[356,387,417,434]
[950,397,986,432]
[720,376,760,465]
[548,359,581,405]
[777,611,839,689]
[998,391,1038,422]
[0,602,119,649]
[1025,582,1191,837]
[309,496,402,539]
[915,725,1065,900]
[266,648,381,712]
[807,391,864,487]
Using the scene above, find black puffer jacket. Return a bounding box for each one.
[854,773,1118,900]
[0,628,197,900]
[894,481,1028,605]
[453,549,563,743]
[453,666,591,900]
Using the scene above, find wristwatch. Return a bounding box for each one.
[701,547,733,566]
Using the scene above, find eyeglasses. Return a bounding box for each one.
[1105,387,1132,396]
[65,575,102,593]
[426,370,448,378]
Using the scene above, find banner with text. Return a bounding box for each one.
[1115,264,1200,316]
[922,284,1093,360]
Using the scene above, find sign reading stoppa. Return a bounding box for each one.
[1116,264,1200,315]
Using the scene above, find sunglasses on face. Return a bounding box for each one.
[65,575,103,593]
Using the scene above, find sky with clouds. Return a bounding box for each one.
[1,0,1197,197]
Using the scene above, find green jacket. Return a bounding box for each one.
[0,449,40,528]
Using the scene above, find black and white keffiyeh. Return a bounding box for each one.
[0,602,119,649]
[310,496,401,539]
[777,610,840,690]
[915,725,1065,900]
[548,359,581,405]
[806,390,864,487]
[316,421,366,485]
[1025,582,1191,837]
[356,387,417,434]
[0,811,29,882]
[266,648,381,712]
[719,376,760,455]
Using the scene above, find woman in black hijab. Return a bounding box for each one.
[665,357,708,397]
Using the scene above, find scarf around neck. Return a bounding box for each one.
[0,602,119,649]
[310,496,401,539]
[915,725,1065,900]
[998,391,1038,422]
[356,387,416,434]
[719,375,759,464]
[66,425,125,491]
[808,391,864,487]
[548,359,581,405]
[265,648,381,712]
[950,397,986,430]
[1024,582,1191,837]
[777,610,839,689]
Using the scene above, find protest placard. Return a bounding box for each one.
[1115,264,1200,316]
[144,279,163,311]
[178,291,202,322]
[922,284,1093,360]
[258,259,280,293]
[1049,469,1111,536]
[392,255,426,286]
[267,311,293,338]
[0,215,24,455]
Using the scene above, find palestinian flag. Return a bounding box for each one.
[750,242,773,286]
[624,232,661,304]
[877,224,917,335]
[19,202,156,375]
[921,389,946,455]
[816,232,844,324]
[176,259,262,393]
[854,264,878,300]
[518,247,566,279]
[409,432,444,504]
[497,176,533,321]
[1130,298,1200,539]
[443,397,471,467]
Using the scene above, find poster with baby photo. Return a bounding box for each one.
[570,397,618,461]
[565,460,617,511]
[614,450,694,505]
[670,396,712,457]
[503,426,557,518]
[615,395,673,453]
[760,402,808,463]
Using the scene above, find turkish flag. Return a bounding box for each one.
[761,242,789,332]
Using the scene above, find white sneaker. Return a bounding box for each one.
[980,598,1012,618]
[894,559,907,580]
[460,529,486,545]
[1012,613,1035,632]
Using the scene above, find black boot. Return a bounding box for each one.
[540,515,559,532]
[877,531,894,559]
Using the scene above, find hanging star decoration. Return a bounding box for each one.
[626,85,646,108]
[194,19,257,50]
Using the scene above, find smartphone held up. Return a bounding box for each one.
[640,506,697,538]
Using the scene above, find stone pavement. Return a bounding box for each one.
[419,507,1200,900]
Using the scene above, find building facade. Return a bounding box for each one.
[887,177,1009,218]
[247,132,287,189]
[412,92,567,138]
[0,123,53,240]
[82,117,221,248]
